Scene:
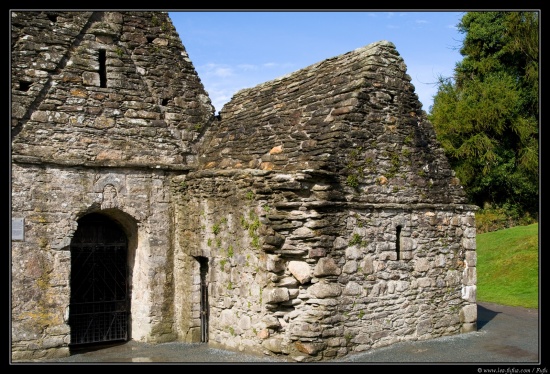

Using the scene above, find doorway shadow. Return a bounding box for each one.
[476,303,501,330]
[69,340,128,354]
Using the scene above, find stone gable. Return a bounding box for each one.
[12,11,214,170]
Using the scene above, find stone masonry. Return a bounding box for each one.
[11,11,478,362]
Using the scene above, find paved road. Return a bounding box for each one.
[16,301,541,366]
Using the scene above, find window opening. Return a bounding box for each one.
[99,49,107,88]
[198,256,209,343]
[161,98,169,106]
[18,81,31,91]
[396,225,402,260]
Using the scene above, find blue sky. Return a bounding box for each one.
[168,11,466,115]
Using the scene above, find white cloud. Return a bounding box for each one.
[237,64,258,71]
[196,68,256,114]
[202,63,234,78]
[260,62,296,69]
[213,67,233,78]
[208,90,233,113]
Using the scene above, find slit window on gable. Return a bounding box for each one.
[99,49,107,88]
[396,225,402,260]
[18,81,32,92]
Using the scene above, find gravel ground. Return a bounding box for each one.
[14,301,541,366]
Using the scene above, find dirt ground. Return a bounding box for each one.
[14,301,541,366]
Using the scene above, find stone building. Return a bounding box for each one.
[11,11,478,362]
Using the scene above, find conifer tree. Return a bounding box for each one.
[429,11,539,221]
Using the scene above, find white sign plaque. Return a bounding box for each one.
[12,218,24,241]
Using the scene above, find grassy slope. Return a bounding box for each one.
[476,223,539,309]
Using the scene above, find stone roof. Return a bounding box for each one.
[198,40,421,171]
[197,40,467,204]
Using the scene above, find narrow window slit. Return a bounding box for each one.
[99,49,107,88]
[198,256,209,343]
[19,81,31,91]
[396,225,402,260]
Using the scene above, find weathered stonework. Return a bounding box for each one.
[11,11,477,362]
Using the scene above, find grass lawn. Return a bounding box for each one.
[476,223,539,309]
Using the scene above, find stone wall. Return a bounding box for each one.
[174,167,477,361]
[11,11,477,363]
[11,11,213,361]
[11,164,178,360]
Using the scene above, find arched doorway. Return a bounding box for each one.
[69,213,129,347]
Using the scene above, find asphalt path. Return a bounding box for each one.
[17,301,542,368]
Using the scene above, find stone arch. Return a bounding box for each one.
[69,211,132,347]
[71,207,148,342]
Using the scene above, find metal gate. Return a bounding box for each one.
[69,213,129,346]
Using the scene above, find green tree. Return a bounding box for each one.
[429,11,539,221]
